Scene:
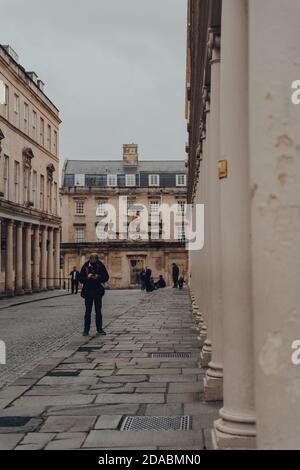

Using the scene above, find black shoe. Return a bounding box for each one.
[82,331,89,337]
[97,329,107,336]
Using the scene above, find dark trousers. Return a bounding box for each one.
[173,277,178,288]
[71,281,79,294]
[84,293,103,332]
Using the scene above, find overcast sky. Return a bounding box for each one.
[1,0,187,162]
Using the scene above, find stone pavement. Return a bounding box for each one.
[0,288,220,450]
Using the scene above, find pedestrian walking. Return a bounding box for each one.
[79,253,109,336]
[70,266,80,294]
[172,263,179,288]
[140,269,146,291]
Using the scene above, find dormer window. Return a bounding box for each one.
[107,174,117,186]
[176,174,187,187]
[126,174,136,187]
[149,174,160,187]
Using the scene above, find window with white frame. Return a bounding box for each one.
[4,156,9,200]
[32,111,37,140]
[176,224,185,241]
[75,226,85,243]
[53,182,57,215]
[107,174,117,186]
[47,180,51,213]
[14,161,19,204]
[23,167,30,204]
[40,175,44,211]
[125,174,136,187]
[96,201,107,216]
[149,174,160,187]
[3,84,9,120]
[176,174,187,187]
[177,200,186,214]
[75,200,85,215]
[40,117,44,146]
[47,124,51,151]
[24,102,29,134]
[74,174,85,187]
[150,201,160,214]
[54,130,58,156]
[96,225,106,241]
[32,171,37,208]
[13,94,19,128]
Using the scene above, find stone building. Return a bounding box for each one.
[61,144,188,288]
[186,0,300,450]
[0,45,61,297]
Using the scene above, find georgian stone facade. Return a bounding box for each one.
[61,144,188,288]
[0,45,61,297]
[186,0,300,450]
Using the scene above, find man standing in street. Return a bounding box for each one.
[70,266,80,294]
[172,263,179,288]
[79,254,109,336]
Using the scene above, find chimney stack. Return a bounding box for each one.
[123,143,138,166]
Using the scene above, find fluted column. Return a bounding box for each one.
[54,228,60,289]
[40,225,47,291]
[24,223,32,294]
[213,0,256,449]
[5,220,14,297]
[32,225,40,292]
[15,222,24,295]
[204,31,223,401]
[47,227,54,290]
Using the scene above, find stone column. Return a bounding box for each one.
[204,31,223,400]
[24,223,32,294]
[5,220,14,297]
[40,225,47,291]
[15,222,24,295]
[54,228,60,289]
[0,219,2,294]
[32,225,40,292]
[249,0,300,450]
[47,227,54,290]
[200,104,212,367]
[213,0,256,449]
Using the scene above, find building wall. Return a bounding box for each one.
[0,45,61,296]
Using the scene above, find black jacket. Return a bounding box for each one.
[70,271,80,283]
[79,260,109,296]
[172,265,179,279]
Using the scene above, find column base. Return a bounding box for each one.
[212,408,256,449]
[15,289,25,296]
[5,290,14,298]
[24,289,32,295]
[33,288,41,293]
[204,363,223,401]
[200,340,212,368]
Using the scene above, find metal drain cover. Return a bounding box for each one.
[46,371,80,377]
[0,417,31,427]
[121,416,191,432]
[151,352,192,359]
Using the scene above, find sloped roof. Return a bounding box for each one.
[64,159,185,175]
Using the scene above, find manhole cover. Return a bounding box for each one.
[151,352,192,359]
[46,371,80,377]
[0,417,31,427]
[121,416,192,432]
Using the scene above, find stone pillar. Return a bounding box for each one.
[213,0,256,449]
[200,105,212,367]
[204,31,223,400]
[40,225,47,291]
[54,228,60,289]
[5,220,14,297]
[47,227,54,290]
[0,219,2,294]
[24,223,32,294]
[15,222,24,295]
[249,0,300,450]
[32,225,40,292]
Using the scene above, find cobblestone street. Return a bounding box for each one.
[0,288,220,450]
